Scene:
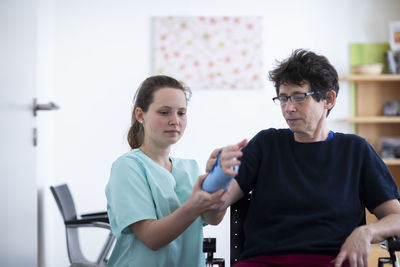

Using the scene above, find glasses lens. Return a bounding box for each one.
[278,96,288,104]
[292,93,307,103]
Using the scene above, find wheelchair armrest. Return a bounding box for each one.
[379,236,400,266]
[381,236,400,251]
[388,240,400,251]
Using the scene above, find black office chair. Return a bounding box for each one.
[50,184,115,267]
[230,192,400,267]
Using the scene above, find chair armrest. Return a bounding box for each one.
[381,236,400,251]
[81,211,108,217]
[80,211,109,222]
[66,221,112,230]
[379,236,400,266]
[67,215,109,225]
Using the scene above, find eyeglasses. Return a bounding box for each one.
[272,92,315,105]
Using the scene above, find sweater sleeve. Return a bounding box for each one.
[235,129,269,194]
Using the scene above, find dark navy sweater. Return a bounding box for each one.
[235,128,400,259]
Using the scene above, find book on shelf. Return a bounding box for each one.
[386,22,400,74]
[384,50,400,74]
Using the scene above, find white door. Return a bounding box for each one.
[0,0,38,266]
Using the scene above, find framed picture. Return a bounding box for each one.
[389,21,400,51]
[152,16,264,89]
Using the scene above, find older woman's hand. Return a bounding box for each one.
[220,139,248,176]
[205,139,247,174]
[333,225,372,267]
[205,148,221,173]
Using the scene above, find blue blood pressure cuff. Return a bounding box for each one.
[202,150,238,193]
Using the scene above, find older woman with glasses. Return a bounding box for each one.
[217,49,400,267]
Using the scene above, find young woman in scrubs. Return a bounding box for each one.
[106,75,241,267]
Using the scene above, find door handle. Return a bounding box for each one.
[32,98,59,116]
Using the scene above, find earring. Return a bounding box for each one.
[138,120,143,124]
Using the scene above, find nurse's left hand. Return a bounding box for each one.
[187,174,226,215]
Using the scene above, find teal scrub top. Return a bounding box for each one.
[105,149,205,267]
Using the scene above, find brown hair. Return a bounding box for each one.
[127,75,191,149]
[269,49,339,116]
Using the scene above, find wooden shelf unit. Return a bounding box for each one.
[383,158,400,166]
[340,116,400,123]
[343,74,400,82]
[343,74,400,184]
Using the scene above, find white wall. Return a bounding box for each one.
[36,0,400,266]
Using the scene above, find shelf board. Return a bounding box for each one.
[341,74,400,82]
[338,116,400,123]
[383,158,400,166]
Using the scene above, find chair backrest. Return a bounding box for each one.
[50,184,78,222]
[230,192,252,265]
[50,184,93,265]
